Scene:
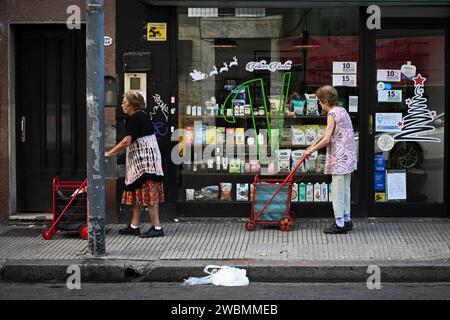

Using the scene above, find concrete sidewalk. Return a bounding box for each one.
[1,218,450,283]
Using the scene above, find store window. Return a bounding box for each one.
[374,29,445,203]
[177,8,360,209]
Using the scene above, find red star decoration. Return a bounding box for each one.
[397,121,403,128]
[413,74,426,86]
[431,111,436,118]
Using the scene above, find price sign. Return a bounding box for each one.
[332,74,357,87]
[378,90,402,103]
[333,62,357,74]
[377,69,401,82]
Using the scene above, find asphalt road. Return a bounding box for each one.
[1,281,450,300]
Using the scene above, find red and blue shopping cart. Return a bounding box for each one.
[246,155,307,232]
[42,177,88,240]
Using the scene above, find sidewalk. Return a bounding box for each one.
[1,218,450,283]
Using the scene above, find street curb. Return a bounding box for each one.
[1,259,450,283]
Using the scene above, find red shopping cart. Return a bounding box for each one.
[42,177,88,240]
[246,155,308,232]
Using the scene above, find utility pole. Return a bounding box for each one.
[86,0,105,256]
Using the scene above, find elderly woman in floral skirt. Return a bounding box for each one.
[105,91,165,238]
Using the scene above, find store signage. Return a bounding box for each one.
[377,134,395,152]
[393,74,440,142]
[332,74,357,87]
[348,96,358,113]
[190,57,239,81]
[375,113,402,132]
[332,62,357,74]
[245,60,292,72]
[147,22,167,41]
[104,36,113,46]
[401,61,416,80]
[386,170,407,201]
[377,90,402,103]
[377,69,401,82]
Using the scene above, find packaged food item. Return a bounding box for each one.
[305,93,319,116]
[299,183,306,202]
[306,183,314,202]
[313,183,321,202]
[235,128,245,145]
[291,183,298,202]
[320,182,328,202]
[317,125,326,140]
[250,160,260,173]
[269,98,281,115]
[206,126,217,145]
[184,126,194,145]
[292,99,306,116]
[305,151,318,172]
[202,185,219,201]
[229,159,241,173]
[316,154,326,173]
[291,149,305,173]
[291,126,306,145]
[281,127,292,146]
[220,183,233,201]
[226,128,235,145]
[305,125,318,145]
[236,183,249,201]
[194,121,205,145]
[216,127,225,145]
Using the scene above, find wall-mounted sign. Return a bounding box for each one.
[332,62,357,74]
[377,69,401,82]
[375,113,403,132]
[104,36,113,46]
[332,74,357,87]
[147,22,167,41]
[378,90,402,103]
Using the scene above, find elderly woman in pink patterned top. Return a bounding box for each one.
[305,86,357,234]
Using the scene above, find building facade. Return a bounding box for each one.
[1,0,449,224]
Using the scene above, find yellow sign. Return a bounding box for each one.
[147,23,167,41]
[375,193,386,202]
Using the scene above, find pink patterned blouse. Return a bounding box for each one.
[324,107,357,175]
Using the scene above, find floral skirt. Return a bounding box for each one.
[121,180,165,207]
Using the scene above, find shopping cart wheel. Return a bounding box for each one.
[279,217,294,231]
[80,225,88,240]
[245,221,256,232]
[42,228,55,240]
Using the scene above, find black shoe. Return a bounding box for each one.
[345,221,353,231]
[323,223,347,234]
[118,224,140,236]
[140,227,164,238]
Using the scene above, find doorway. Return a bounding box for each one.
[15,25,86,213]
[367,21,448,216]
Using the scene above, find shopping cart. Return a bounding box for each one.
[246,155,308,232]
[42,177,88,240]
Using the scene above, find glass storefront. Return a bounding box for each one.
[176,8,361,215]
[373,29,445,204]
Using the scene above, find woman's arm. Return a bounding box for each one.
[105,135,132,158]
[305,114,335,156]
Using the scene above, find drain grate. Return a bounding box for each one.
[0,228,45,237]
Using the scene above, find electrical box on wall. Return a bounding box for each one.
[124,73,147,104]
[123,52,151,72]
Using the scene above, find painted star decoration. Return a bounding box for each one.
[397,120,404,128]
[413,74,426,86]
[431,111,436,118]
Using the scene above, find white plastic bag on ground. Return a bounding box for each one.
[183,265,249,286]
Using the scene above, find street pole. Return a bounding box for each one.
[86,0,105,256]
